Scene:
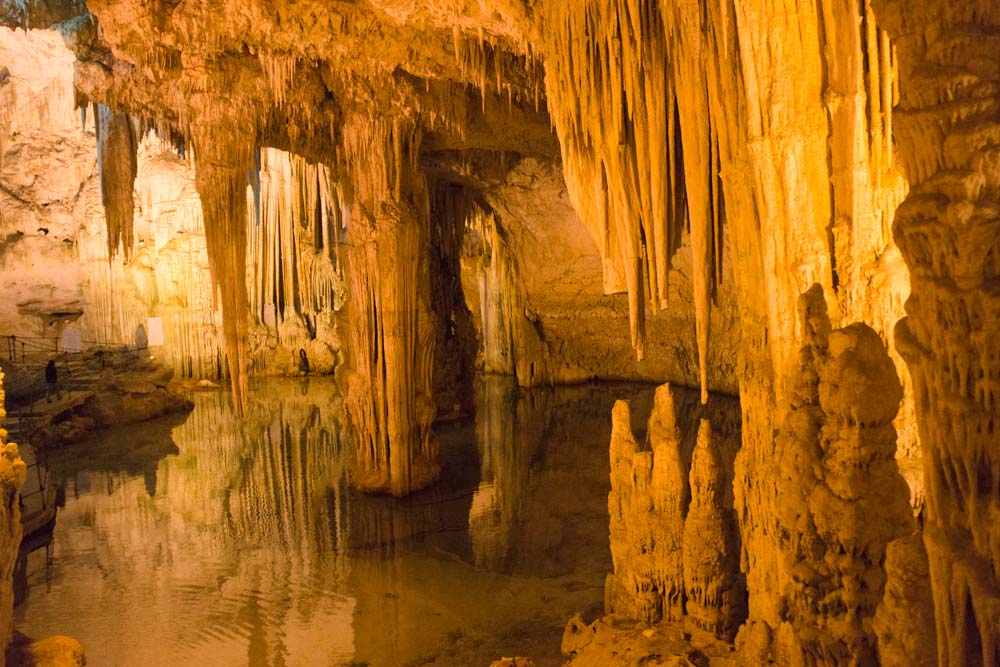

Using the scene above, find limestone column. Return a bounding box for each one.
[340,117,439,497]
[771,285,913,665]
[870,2,1000,664]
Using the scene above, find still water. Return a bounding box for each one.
[15,378,660,667]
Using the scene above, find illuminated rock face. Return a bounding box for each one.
[464,160,741,392]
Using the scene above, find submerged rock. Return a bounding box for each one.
[7,634,86,667]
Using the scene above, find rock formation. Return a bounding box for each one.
[682,420,746,642]
[768,285,913,665]
[874,531,937,666]
[606,386,689,624]
[870,1,1000,663]
[606,384,744,640]
[339,117,440,496]
[0,370,27,662]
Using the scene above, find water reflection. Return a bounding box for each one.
[16,378,663,667]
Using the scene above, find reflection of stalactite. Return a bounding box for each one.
[96,103,138,261]
[340,116,438,496]
[468,378,542,570]
[224,398,349,580]
[41,381,353,663]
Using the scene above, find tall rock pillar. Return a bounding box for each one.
[870,2,1000,664]
[340,116,439,496]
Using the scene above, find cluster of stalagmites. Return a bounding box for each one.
[604,286,931,665]
[605,384,746,642]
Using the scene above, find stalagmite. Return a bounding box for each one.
[682,419,745,641]
[770,284,913,665]
[96,103,138,261]
[605,387,689,623]
[873,531,937,666]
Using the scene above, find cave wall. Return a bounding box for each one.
[0,27,89,347]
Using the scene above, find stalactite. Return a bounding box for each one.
[682,418,746,641]
[451,30,545,114]
[540,1,721,398]
[258,53,297,107]
[78,130,226,379]
[96,103,138,261]
[469,201,547,385]
[0,67,13,176]
[427,179,477,412]
[248,147,345,335]
[191,122,255,414]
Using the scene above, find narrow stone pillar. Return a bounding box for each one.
[95,103,137,260]
[605,388,690,623]
[682,419,745,641]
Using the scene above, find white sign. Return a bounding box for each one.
[146,317,164,347]
[60,328,81,354]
